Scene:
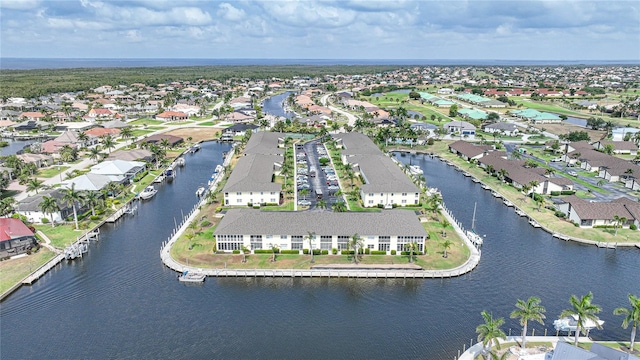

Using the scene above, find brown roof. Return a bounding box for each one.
[563,195,638,221]
[448,140,491,159]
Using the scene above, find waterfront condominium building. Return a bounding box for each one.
[222,132,285,206]
[214,209,428,253]
[333,133,420,207]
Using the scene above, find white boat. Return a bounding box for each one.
[503,199,514,207]
[178,270,205,283]
[409,165,423,175]
[466,203,484,245]
[553,315,604,334]
[189,144,201,153]
[165,165,174,179]
[515,209,526,216]
[529,219,541,228]
[176,157,185,167]
[472,178,480,183]
[196,186,205,197]
[153,174,166,183]
[481,184,490,190]
[492,191,502,198]
[138,185,158,200]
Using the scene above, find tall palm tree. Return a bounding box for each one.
[613,215,627,236]
[83,190,101,216]
[89,147,104,164]
[26,177,43,194]
[510,296,546,350]
[38,195,59,228]
[441,240,453,258]
[613,293,640,352]
[0,198,15,217]
[269,243,279,262]
[120,127,134,145]
[348,233,363,264]
[476,310,507,355]
[316,199,327,210]
[560,292,603,346]
[101,134,116,154]
[61,184,84,230]
[160,138,171,152]
[527,180,539,199]
[332,201,347,212]
[305,231,316,263]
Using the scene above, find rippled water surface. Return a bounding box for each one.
[1,148,638,360]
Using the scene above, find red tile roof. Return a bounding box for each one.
[0,218,34,242]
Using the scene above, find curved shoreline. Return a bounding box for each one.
[393,149,640,250]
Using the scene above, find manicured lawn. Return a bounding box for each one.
[198,121,216,126]
[35,224,90,248]
[166,121,194,126]
[131,129,154,137]
[0,248,56,295]
[261,201,295,211]
[130,118,164,126]
[38,165,69,178]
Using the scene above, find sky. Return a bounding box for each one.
[1,0,639,61]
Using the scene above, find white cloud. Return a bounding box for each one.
[217,3,246,22]
[0,0,41,10]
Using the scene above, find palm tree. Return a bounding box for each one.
[332,201,347,212]
[61,184,84,230]
[498,169,509,182]
[613,293,640,352]
[305,231,316,263]
[613,215,627,236]
[83,190,101,216]
[269,243,279,262]
[0,198,15,217]
[348,233,363,264]
[510,297,546,350]
[528,180,539,199]
[316,199,327,210]
[405,241,419,263]
[476,310,507,355]
[89,147,104,164]
[38,195,59,228]
[160,138,171,152]
[241,245,250,263]
[120,127,134,144]
[560,292,603,346]
[26,177,43,194]
[441,240,453,258]
[101,134,116,154]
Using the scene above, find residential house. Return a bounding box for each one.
[155,111,188,122]
[444,121,476,136]
[593,140,638,155]
[0,218,38,258]
[90,160,146,183]
[558,195,639,229]
[15,189,79,225]
[483,122,519,137]
[448,140,492,161]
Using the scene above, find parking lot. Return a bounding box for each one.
[295,140,342,210]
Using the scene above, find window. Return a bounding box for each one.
[292,235,303,250]
[236,192,241,196]
[369,193,374,197]
[237,199,243,203]
[368,244,374,249]
[271,192,276,195]
[402,200,407,204]
[260,192,264,195]
[368,200,373,204]
[320,235,332,250]
[337,235,349,250]
[402,193,407,196]
[270,198,276,203]
[216,234,243,251]
[280,235,287,239]
[415,193,419,197]
[378,244,389,251]
[250,235,263,250]
[265,235,273,239]
[250,192,253,195]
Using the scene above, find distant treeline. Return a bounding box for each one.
[0,65,406,99]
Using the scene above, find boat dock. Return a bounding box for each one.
[105,204,136,223]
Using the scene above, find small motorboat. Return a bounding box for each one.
[553,314,604,334]
[409,165,423,175]
[176,157,185,167]
[178,270,205,283]
[138,185,158,200]
[196,186,205,197]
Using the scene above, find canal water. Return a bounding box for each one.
[0,138,37,156]
[1,147,639,360]
[262,91,296,118]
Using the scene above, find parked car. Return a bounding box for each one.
[298,183,310,190]
[550,157,562,162]
[297,200,311,206]
[568,171,578,177]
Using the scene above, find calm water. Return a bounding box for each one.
[0,138,36,156]
[562,116,588,127]
[262,91,296,119]
[1,147,639,360]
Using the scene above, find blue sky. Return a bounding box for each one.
[1,0,638,60]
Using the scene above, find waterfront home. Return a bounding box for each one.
[225,111,254,123]
[448,140,493,161]
[15,189,78,225]
[444,121,476,136]
[458,108,488,121]
[84,127,121,138]
[0,218,38,258]
[510,109,562,124]
[61,173,122,191]
[16,153,53,169]
[611,127,640,142]
[18,112,45,121]
[222,132,285,206]
[107,149,153,163]
[142,134,183,147]
[557,195,639,229]
[90,160,145,183]
[214,209,427,253]
[333,132,420,208]
[87,108,115,120]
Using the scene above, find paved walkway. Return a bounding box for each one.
[458,335,588,360]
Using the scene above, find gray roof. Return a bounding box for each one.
[333,132,381,155]
[223,154,283,193]
[243,132,284,155]
[351,155,420,193]
[215,209,428,237]
[15,189,73,212]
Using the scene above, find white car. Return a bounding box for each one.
[568,171,578,177]
[297,200,311,206]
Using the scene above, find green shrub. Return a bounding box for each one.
[232,249,241,254]
[391,250,397,255]
[281,249,300,254]
[321,250,329,255]
[401,251,423,256]
[630,224,637,230]
[370,250,387,255]
[303,248,309,254]
[254,249,279,254]
[90,215,100,220]
[332,248,338,255]
[364,248,370,254]
[554,211,566,218]
[200,220,211,228]
[560,190,576,195]
[342,250,354,255]
[41,218,49,224]
[550,191,561,196]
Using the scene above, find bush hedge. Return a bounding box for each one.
[281,250,300,254]
[254,249,279,254]
[232,250,241,254]
[332,248,338,255]
[391,250,397,255]
[630,224,637,230]
[370,250,387,255]
[321,250,329,255]
[342,250,354,255]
